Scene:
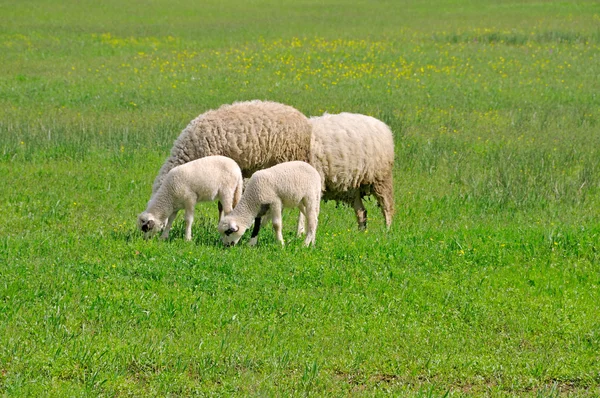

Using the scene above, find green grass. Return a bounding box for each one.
[1,0,600,395]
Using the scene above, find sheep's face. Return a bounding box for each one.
[137,212,162,239]
[218,219,246,247]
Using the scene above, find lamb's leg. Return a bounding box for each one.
[183,204,195,241]
[271,202,284,246]
[373,177,395,229]
[217,201,224,222]
[296,204,306,236]
[249,204,270,247]
[353,194,368,231]
[233,179,243,208]
[248,217,261,247]
[303,200,318,247]
[161,212,178,239]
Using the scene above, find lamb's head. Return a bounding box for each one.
[218,217,247,247]
[137,212,163,239]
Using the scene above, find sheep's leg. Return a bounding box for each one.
[271,202,284,246]
[218,198,233,223]
[233,179,243,208]
[161,212,178,239]
[248,217,261,247]
[183,204,195,241]
[303,200,319,247]
[353,194,368,231]
[249,204,270,247]
[217,201,224,222]
[296,204,306,236]
[373,177,395,229]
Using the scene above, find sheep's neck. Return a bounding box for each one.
[234,193,262,228]
[146,190,175,222]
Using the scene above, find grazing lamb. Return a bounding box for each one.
[138,156,243,241]
[303,112,395,230]
[218,161,321,247]
[152,100,312,194]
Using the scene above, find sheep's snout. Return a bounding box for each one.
[218,220,243,247]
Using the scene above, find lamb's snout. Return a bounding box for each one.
[141,220,155,232]
[221,226,240,247]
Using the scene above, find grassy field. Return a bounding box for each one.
[1,0,600,395]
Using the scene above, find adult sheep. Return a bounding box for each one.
[304,112,395,230]
[152,100,312,194]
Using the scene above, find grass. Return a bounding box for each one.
[1,0,600,395]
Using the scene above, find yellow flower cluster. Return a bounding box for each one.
[84,32,593,97]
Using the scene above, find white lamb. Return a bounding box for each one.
[138,156,243,241]
[217,161,321,247]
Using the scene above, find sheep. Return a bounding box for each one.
[218,161,321,247]
[138,155,243,241]
[302,112,395,231]
[151,100,312,194]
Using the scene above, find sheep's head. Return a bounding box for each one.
[218,218,246,247]
[137,212,162,239]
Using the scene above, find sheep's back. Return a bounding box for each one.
[152,101,311,194]
[172,100,311,176]
[248,161,321,205]
[309,113,394,192]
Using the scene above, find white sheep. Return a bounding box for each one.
[303,112,395,230]
[152,100,312,194]
[138,156,243,241]
[218,161,321,247]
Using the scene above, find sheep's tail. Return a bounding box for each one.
[233,175,244,208]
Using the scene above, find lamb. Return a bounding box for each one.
[151,100,312,194]
[218,161,321,247]
[138,156,243,241]
[302,112,395,230]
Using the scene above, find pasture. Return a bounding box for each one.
[1,0,600,395]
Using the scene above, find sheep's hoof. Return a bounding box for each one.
[248,237,258,247]
[303,238,315,247]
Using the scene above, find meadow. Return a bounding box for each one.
[1,0,600,395]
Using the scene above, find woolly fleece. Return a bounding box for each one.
[152,100,312,193]
[308,112,395,229]
[139,155,243,241]
[218,161,321,247]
